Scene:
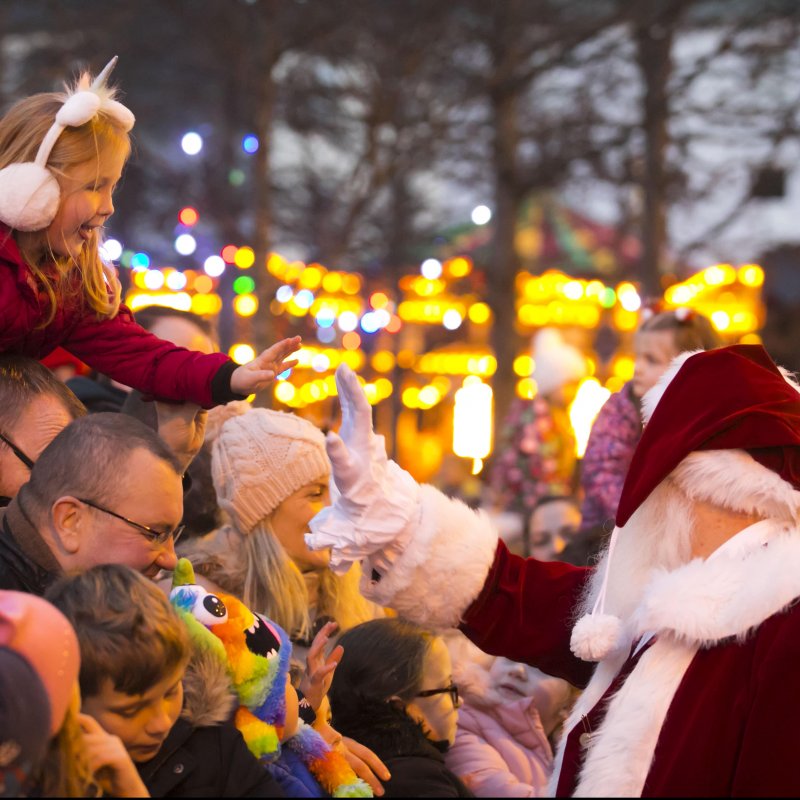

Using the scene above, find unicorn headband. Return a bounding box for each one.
[0,56,135,232]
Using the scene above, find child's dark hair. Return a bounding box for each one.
[46,564,190,698]
[638,310,721,353]
[329,618,434,711]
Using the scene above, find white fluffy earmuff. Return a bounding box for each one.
[0,56,134,232]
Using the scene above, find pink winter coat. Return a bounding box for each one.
[0,227,236,408]
[445,698,554,797]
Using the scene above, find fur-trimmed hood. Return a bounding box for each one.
[180,641,236,728]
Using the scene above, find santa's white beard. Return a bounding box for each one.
[577,477,695,623]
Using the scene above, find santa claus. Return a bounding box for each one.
[306,344,800,796]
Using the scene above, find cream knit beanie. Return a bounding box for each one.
[211,407,330,534]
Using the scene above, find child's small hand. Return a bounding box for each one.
[230,336,302,396]
[79,713,150,798]
[299,620,343,711]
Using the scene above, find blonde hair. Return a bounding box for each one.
[180,522,381,642]
[0,80,130,326]
[35,696,96,798]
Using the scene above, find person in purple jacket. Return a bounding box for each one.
[0,59,298,409]
[578,309,720,540]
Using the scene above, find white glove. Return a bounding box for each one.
[305,364,420,576]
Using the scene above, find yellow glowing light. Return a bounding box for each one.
[738,264,764,287]
[402,387,420,408]
[375,378,393,398]
[569,378,612,458]
[513,354,534,377]
[322,272,343,293]
[468,303,491,324]
[363,383,380,405]
[299,266,323,290]
[613,356,635,381]
[563,280,584,300]
[190,293,222,315]
[418,385,442,409]
[739,332,762,344]
[274,382,296,404]
[516,378,538,399]
[397,350,416,369]
[447,257,472,278]
[342,274,361,295]
[711,310,731,331]
[370,292,389,309]
[234,247,255,269]
[605,376,625,393]
[372,351,396,373]
[127,291,192,312]
[453,380,492,459]
[267,253,288,277]
[233,294,258,317]
[229,343,256,364]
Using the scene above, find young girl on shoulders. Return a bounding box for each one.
[0,58,298,409]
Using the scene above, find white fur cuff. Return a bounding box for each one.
[361,484,499,629]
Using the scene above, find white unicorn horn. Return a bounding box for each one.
[91,56,119,90]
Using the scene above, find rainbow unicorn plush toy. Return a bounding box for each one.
[170,558,371,798]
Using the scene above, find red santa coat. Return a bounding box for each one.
[0,227,235,408]
[461,526,800,797]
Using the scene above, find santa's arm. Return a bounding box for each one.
[306,365,593,686]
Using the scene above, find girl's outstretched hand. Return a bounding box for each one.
[299,620,343,711]
[230,336,301,395]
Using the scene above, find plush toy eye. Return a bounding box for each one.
[191,592,227,626]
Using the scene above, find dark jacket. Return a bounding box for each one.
[0,499,61,595]
[0,225,239,408]
[137,718,284,798]
[331,701,472,798]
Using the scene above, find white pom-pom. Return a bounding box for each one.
[570,613,626,662]
[56,91,101,127]
[0,163,60,231]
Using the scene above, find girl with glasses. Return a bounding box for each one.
[329,619,471,798]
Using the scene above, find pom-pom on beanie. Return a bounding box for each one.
[212,407,330,534]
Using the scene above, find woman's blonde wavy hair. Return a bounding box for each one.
[0,78,130,326]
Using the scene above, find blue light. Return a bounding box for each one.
[130,252,150,269]
[242,135,259,154]
[275,285,293,303]
[360,312,381,334]
[295,289,314,309]
[317,327,336,344]
[277,368,292,381]
[316,309,336,328]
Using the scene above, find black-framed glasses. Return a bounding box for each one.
[78,497,184,546]
[0,431,35,470]
[417,682,459,707]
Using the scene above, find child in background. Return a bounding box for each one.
[0,58,298,409]
[46,564,284,798]
[443,632,574,797]
[578,309,720,536]
[329,619,470,798]
[0,589,124,798]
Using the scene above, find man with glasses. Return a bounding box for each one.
[0,412,184,595]
[0,355,86,506]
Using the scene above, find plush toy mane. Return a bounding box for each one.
[170,558,371,798]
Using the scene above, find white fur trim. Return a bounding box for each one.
[633,522,800,644]
[670,450,800,522]
[0,163,60,231]
[573,635,698,796]
[570,613,626,662]
[360,484,499,628]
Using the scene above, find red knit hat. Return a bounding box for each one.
[616,344,800,527]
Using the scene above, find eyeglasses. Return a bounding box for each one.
[417,682,459,707]
[78,497,184,546]
[0,431,35,470]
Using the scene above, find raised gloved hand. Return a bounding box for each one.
[305,364,420,576]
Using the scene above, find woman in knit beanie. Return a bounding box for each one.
[179,402,383,647]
